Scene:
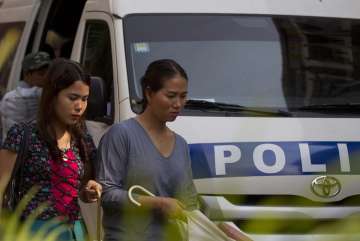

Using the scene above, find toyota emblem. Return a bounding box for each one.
[311,176,341,198]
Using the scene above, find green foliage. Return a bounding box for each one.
[1,178,359,241]
[0,186,66,241]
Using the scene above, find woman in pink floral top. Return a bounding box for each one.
[0,59,102,241]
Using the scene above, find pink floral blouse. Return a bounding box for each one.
[2,123,96,223]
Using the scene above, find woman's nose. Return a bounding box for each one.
[173,97,182,108]
[74,101,83,112]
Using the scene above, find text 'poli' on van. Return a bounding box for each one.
[1,0,360,240]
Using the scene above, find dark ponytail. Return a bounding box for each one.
[140,59,188,112]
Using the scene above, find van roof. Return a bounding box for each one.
[107,0,360,20]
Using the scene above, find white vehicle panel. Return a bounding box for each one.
[112,0,360,19]
[169,117,360,142]
[195,176,360,202]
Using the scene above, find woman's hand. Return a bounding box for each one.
[218,222,253,241]
[81,180,102,203]
[137,195,186,220]
[156,197,185,220]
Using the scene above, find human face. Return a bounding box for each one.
[54,80,89,126]
[26,67,48,87]
[146,75,188,122]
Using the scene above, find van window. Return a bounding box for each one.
[81,20,113,121]
[0,22,25,98]
[124,15,360,117]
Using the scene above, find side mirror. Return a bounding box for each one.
[86,76,111,124]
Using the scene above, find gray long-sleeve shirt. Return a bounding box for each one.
[0,81,41,141]
[96,118,198,241]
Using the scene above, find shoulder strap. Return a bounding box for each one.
[10,124,31,189]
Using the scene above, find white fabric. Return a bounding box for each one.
[128,185,236,241]
[185,210,235,241]
[0,82,41,140]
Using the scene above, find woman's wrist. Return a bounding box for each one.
[136,195,162,209]
[79,188,87,202]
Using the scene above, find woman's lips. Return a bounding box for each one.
[169,112,179,117]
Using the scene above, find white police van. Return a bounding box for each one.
[1,0,360,240]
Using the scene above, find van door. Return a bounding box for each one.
[72,11,117,239]
[0,0,42,96]
[73,11,117,145]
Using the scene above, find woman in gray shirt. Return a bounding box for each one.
[96,59,198,241]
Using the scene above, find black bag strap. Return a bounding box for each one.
[10,124,31,192]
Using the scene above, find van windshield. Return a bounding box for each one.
[124,14,360,116]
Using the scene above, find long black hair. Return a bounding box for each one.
[38,58,91,165]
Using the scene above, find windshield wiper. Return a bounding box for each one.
[296,103,360,111]
[185,99,292,116]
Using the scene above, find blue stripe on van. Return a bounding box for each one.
[189,142,360,179]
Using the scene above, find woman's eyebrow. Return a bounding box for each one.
[68,93,89,98]
[166,90,188,94]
